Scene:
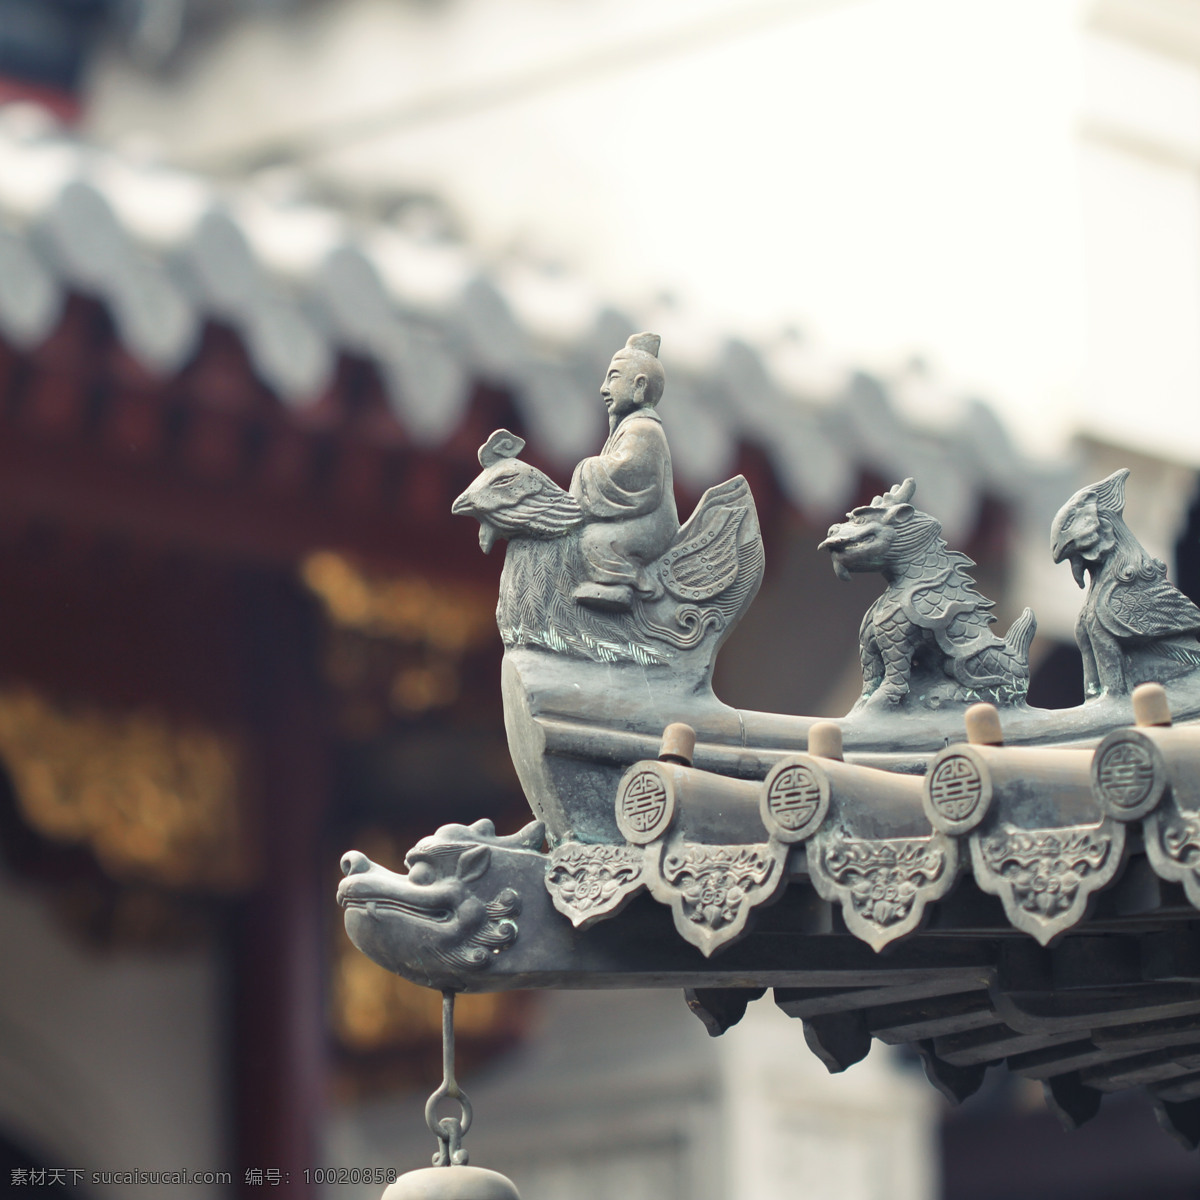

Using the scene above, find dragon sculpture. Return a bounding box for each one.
[339,818,544,982]
[820,478,1036,709]
[1052,467,1200,697]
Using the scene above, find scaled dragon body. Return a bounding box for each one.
[1052,468,1200,696]
[820,478,1036,708]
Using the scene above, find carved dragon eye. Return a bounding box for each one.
[407,861,435,885]
[491,472,519,488]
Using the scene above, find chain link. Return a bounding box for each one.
[424,991,474,1167]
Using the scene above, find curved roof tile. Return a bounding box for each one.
[0,104,1076,539]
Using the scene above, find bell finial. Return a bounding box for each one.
[381,1164,521,1199]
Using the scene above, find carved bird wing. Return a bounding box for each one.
[1102,576,1200,640]
[496,488,585,538]
[658,477,751,603]
[453,459,583,544]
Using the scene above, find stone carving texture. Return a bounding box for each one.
[760,758,830,842]
[544,842,645,928]
[1160,816,1200,868]
[454,444,762,666]
[972,823,1123,945]
[570,333,678,611]
[339,819,545,979]
[437,890,522,970]
[1145,803,1200,910]
[1052,468,1200,697]
[333,407,1200,1139]
[925,752,990,833]
[657,505,746,600]
[616,768,675,843]
[336,318,1200,1136]
[820,478,1036,710]
[336,415,1200,1132]
[1092,735,1161,820]
[808,833,957,950]
[652,841,784,956]
[452,334,764,674]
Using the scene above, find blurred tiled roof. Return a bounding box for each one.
[0,104,1073,542]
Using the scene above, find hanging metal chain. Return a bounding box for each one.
[424,991,474,1167]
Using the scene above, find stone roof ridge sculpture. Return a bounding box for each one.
[340,335,1200,1148]
[452,331,764,682]
[820,475,1036,711]
[1053,467,1200,698]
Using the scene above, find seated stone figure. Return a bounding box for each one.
[570,332,679,612]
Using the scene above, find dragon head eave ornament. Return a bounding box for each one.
[337,819,553,990]
[341,334,1200,1144]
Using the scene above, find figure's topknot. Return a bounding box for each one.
[612,331,666,407]
[626,332,661,357]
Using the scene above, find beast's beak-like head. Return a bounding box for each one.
[1050,500,1101,589]
[451,489,496,553]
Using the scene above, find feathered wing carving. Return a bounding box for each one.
[1102,575,1200,642]
[630,475,763,655]
[658,479,750,603]
[494,488,585,540]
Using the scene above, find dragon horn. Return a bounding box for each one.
[880,478,916,507]
[502,820,546,851]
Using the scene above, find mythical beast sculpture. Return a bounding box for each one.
[820,478,1036,709]
[450,333,769,845]
[452,429,763,670]
[1052,468,1200,697]
[338,818,545,987]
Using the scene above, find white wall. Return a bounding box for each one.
[1079,26,1200,459]
[720,1000,936,1200]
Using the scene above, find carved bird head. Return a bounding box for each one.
[452,428,584,552]
[819,478,927,580]
[1050,468,1129,588]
